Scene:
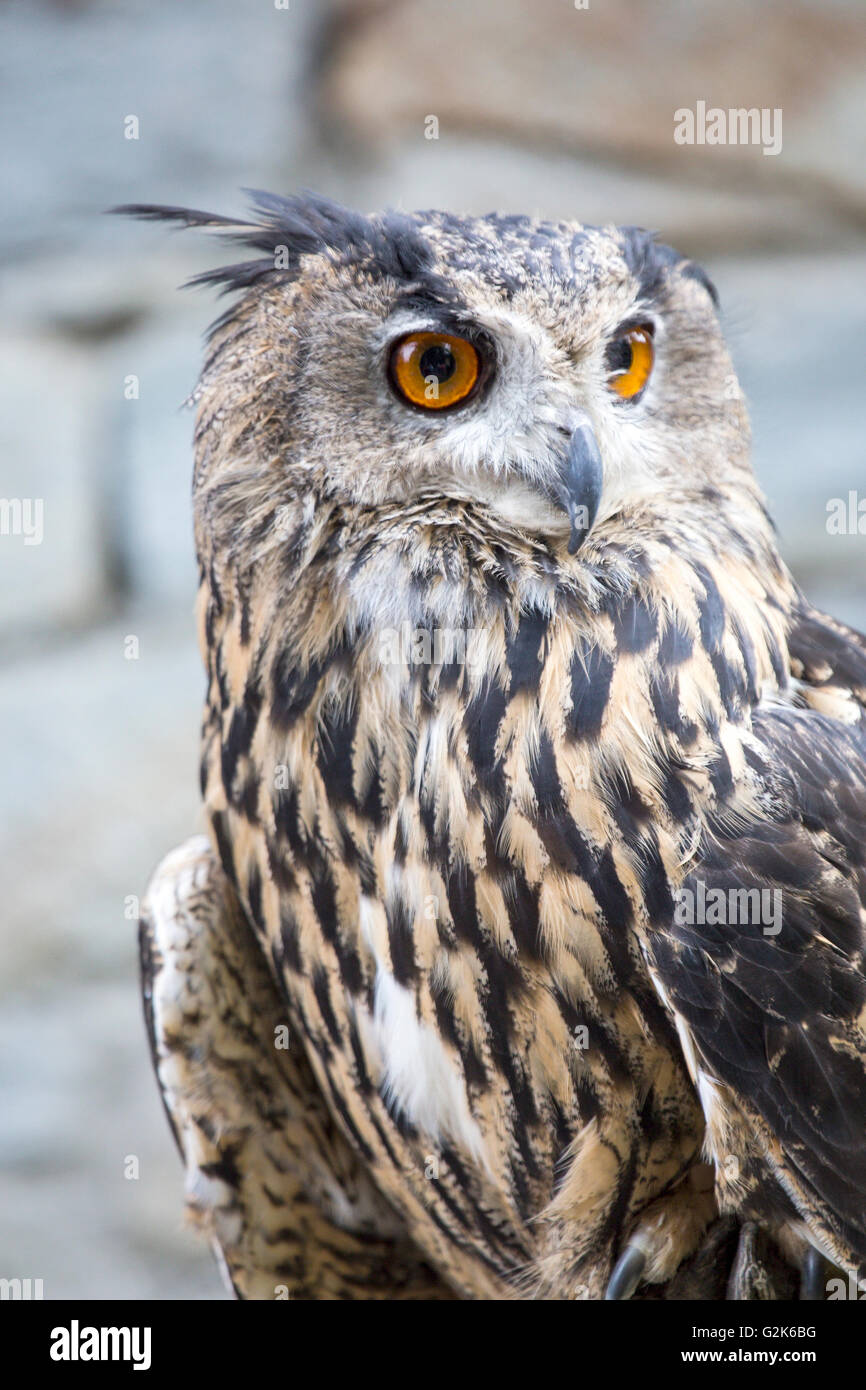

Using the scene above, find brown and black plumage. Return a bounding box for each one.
[131,193,866,1299]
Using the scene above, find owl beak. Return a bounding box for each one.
[551,419,604,555]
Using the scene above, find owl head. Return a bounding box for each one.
[120,192,767,569]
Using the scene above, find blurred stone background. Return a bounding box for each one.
[0,0,863,1299]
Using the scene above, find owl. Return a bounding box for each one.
[127,193,866,1301]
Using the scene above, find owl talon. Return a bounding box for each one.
[799,1247,826,1301]
[604,1241,647,1301]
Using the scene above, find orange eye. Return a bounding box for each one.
[607,325,655,400]
[389,331,481,411]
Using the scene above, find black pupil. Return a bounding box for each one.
[606,337,633,375]
[418,344,456,383]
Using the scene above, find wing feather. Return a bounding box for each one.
[649,606,866,1272]
[139,835,450,1299]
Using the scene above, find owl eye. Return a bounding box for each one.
[606,324,655,400]
[388,331,481,411]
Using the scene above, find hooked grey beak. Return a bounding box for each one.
[550,419,604,554]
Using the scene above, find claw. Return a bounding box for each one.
[800,1247,826,1301]
[605,1240,648,1301]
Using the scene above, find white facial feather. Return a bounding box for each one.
[372,302,670,546]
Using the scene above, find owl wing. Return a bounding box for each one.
[140,835,451,1299]
[646,606,866,1275]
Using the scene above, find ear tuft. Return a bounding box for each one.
[111,191,433,302]
[618,226,719,310]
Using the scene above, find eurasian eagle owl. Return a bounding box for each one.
[126,193,866,1301]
